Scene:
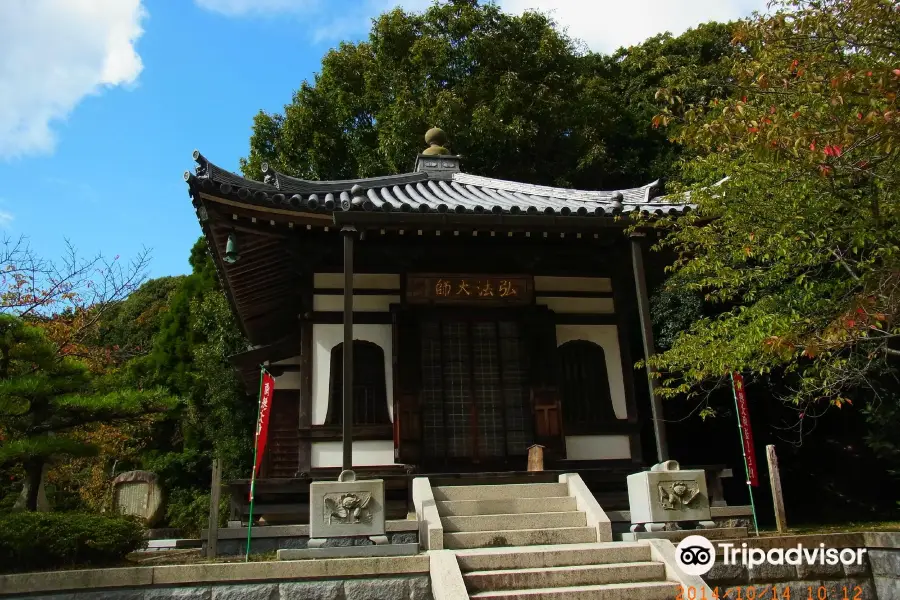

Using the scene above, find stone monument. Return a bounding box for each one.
[626,460,715,536]
[111,470,164,526]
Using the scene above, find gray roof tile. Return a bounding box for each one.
[185,150,693,218]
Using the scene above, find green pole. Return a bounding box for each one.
[731,372,760,536]
[245,367,265,562]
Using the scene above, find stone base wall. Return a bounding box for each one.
[704,547,876,599]
[870,547,900,599]
[14,576,432,600]
[208,532,418,557]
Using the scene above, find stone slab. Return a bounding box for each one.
[454,542,649,571]
[278,581,344,600]
[443,526,596,549]
[561,473,612,543]
[277,543,419,560]
[429,550,469,600]
[607,505,754,522]
[202,519,416,540]
[622,528,747,543]
[868,548,900,577]
[210,584,278,600]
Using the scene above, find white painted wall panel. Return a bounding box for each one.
[565,435,631,460]
[313,295,401,312]
[534,276,612,293]
[311,440,396,467]
[312,324,393,425]
[538,296,615,314]
[556,324,628,419]
[313,273,401,289]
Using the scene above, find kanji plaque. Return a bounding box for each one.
[406,274,533,305]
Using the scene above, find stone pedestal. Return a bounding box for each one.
[309,470,385,539]
[627,460,711,531]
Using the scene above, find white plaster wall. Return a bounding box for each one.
[537,296,615,314]
[311,440,395,467]
[312,324,394,425]
[565,435,631,460]
[556,324,628,420]
[534,276,612,293]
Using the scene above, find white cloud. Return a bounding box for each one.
[0,0,146,160]
[194,0,319,17]
[496,0,769,53]
[0,210,14,229]
[194,0,768,53]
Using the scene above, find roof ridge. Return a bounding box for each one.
[261,163,428,193]
[453,172,660,203]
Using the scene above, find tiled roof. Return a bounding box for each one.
[184,150,692,218]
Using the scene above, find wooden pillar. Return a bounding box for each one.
[297,271,313,475]
[207,458,221,558]
[630,232,669,463]
[612,252,643,465]
[767,445,787,532]
[341,226,356,472]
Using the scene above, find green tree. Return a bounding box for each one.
[241,0,735,190]
[122,238,251,513]
[0,315,173,511]
[648,0,899,419]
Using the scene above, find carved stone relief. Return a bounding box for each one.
[324,492,373,525]
[657,480,700,511]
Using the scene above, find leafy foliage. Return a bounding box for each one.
[647,0,900,421]
[0,315,174,510]
[0,511,145,573]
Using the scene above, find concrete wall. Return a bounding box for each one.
[0,556,431,600]
[703,532,900,600]
[4,577,432,600]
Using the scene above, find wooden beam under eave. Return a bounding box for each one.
[200,192,333,224]
[232,286,297,304]
[225,260,297,279]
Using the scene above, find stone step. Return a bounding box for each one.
[465,561,666,593]
[444,526,597,549]
[468,581,680,600]
[455,542,652,571]
[442,511,586,533]
[437,496,577,516]
[432,483,568,502]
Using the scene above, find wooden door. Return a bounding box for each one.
[527,306,565,457]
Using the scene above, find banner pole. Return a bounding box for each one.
[731,371,760,536]
[245,367,265,562]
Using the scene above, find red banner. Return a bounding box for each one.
[732,373,759,486]
[253,370,276,478]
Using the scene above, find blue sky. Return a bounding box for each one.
[0,0,765,280]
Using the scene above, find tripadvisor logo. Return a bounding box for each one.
[675,535,867,576]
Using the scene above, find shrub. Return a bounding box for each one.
[0,511,146,573]
[165,488,228,536]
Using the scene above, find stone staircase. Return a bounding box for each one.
[455,542,680,599]
[434,482,596,550]
[426,480,687,599]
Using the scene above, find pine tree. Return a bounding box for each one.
[0,314,174,511]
